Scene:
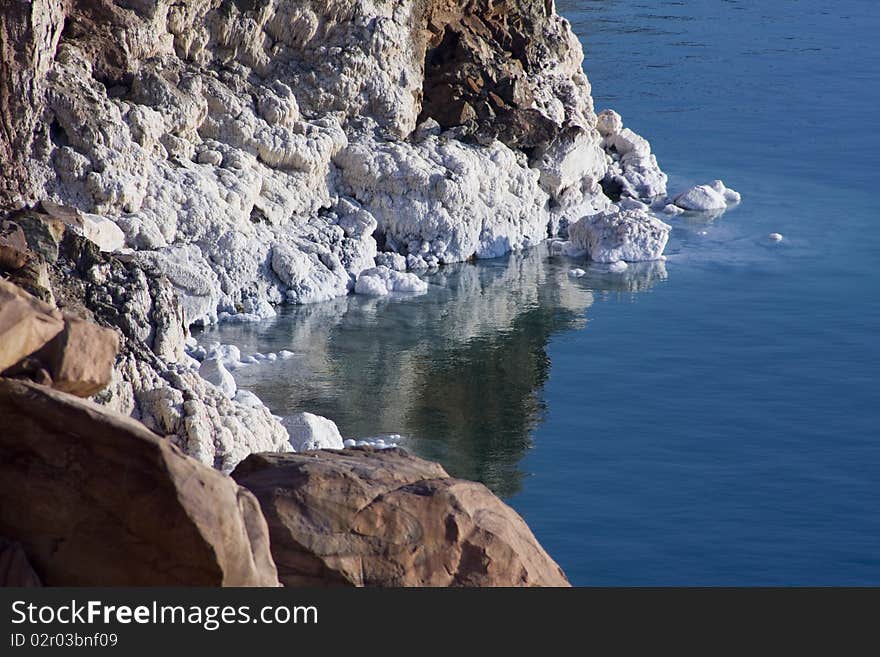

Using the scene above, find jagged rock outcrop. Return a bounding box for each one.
[0,0,622,308]
[0,378,280,586]
[0,215,290,471]
[232,447,570,587]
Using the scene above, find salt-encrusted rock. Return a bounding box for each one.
[336,131,550,264]
[600,112,668,201]
[198,358,237,399]
[354,266,428,296]
[374,252,408,272]
[662,203,685,216]
[0,379,279,586]
[234,389,265,408]
[673,185,725,211]
[80,213,126,252]
[596,109,623,137]
[284,412,345,452]
[673,180,741,212]
[568,208,671,263]
[232,448,570,587]
[532,127,606,204]
[0,0,677,478]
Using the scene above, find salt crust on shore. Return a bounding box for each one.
[9,0,739,469]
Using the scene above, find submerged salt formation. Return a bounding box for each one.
[0,0,733,468]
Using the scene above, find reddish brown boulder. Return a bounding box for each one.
[0,278,64,372]
[0,280,118,396]
[0,221,30,271]
[40,315,119,397]
[0,379,280,586]
[233,448,570,587]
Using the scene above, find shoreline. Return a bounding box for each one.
[0,0,736,586]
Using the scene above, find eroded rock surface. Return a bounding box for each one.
[232,447,570,587]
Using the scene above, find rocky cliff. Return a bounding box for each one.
[1,0,675,468]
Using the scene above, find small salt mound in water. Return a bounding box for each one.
[354,266,428,296]
[672,180,741,212]
[343,434,405,450]
[285,412,344,451]
[768,232,783,242]
[569,268,586,277]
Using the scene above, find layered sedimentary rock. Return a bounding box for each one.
[0,378,279,586]
[233,448,570,587]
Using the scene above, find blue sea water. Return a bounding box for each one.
[205,0,880,584]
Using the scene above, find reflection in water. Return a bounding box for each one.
[204,247,667,496]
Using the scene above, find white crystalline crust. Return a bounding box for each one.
[8,0,734,471]
[567,207,671,264]
[285,412,345,452]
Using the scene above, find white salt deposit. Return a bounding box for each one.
[285,412,345,451]
[354,266,428,296]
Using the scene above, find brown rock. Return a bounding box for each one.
[0,279,64,372]
[12,210,68,263]
[0,221,30,271]
[0,379,280,586]
[40,315,119,397]
[233,448,569,587]
[0,538,42,587]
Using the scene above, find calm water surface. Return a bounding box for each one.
[206,0,880,584]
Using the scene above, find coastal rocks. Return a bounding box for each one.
[232,448,570,587]
[0,379,279,586]
[532,126,609,224]
[335,131,550,264]
[0,221,30,271]
[354,266,428,296]
[418,0,595,148]
[198,357,237,399]
[0,280,64,372]
[39,315,119,397]
[0,0,681,480]
[284,412,344,452]
[568,207,671,264]
[0,0,622,321]
[672,180,741,212]
[0,280,117,396]
[5,225,292,473]
[597,109,668,201]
